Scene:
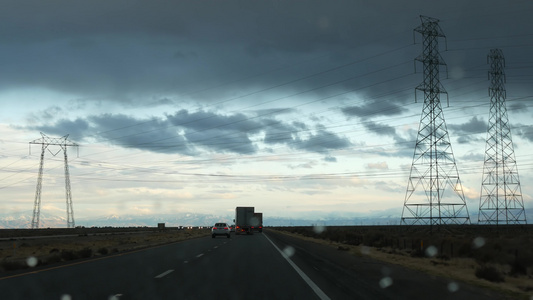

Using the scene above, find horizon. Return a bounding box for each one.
[2,207,533,229]
[1,1,532,225]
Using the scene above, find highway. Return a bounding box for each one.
[0,229,505,299]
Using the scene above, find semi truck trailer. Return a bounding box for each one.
[235,206,254,235]
[252,212,263,233]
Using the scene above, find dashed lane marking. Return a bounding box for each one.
[154,269,174,279]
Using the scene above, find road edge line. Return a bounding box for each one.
[264,233,331,300]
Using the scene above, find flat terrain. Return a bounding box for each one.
[0,229,514,299]
[0,225,531,299]
[274,225,533,299]
[0,227,210,273]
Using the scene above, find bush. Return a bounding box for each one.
[0,259,27,271]
[97,247,109,255]
[363,232,385,247]
[60,250,77,261]
[44,254,61,264]
[77,247,92,258]
[410,248,425,258]
[475,265,505,282]
[510,261,527,276]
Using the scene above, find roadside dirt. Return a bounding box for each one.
[273,229,533,300]
[0,229,210,273]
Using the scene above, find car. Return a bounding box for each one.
[230,225,235,232]
[211,222,231,238]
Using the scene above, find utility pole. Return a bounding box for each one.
[30,133,78,229]
[478,49,527,225]
[401,16,470,226]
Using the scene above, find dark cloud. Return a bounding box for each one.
[448,116,487,134]
[292,125,351,155]
[32,118,89,142]
[262,119,301,146]
[456,135,485,145]
[508,100,529,112]
[27,108,352,157]
[363,120,408,145]
[341,100,409,120]
[1,0,530,109]
[514,124,533,143]
[6,0,533,168]
[89,114,195,155]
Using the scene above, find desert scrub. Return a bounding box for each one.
[0,259,27,271]
[97,247,109,255]
[475,265,505,282]
[78,247,92,258]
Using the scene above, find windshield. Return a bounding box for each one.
[0,1,531,299]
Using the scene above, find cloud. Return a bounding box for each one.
[448,116,487,134]
[366,162,389,170]
[292,125,351,156]
[167,109,261,155]
[363,120,408,145]
[25,107,353,158]
[341,100,408,120]
[262,119,303,146]
[514,124,533,143]
[30,118,90,141]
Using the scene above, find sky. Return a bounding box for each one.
[0,0,533,225]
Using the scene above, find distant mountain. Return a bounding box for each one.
[0,211,404,228]
[1,208,532,229]
[0,211,67,229]
[76,213,233,228]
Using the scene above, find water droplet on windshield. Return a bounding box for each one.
[283,246,295,257]
[425,245,438,257]
[472,237,485,249]
[447,281,459,293]
[26,256,38,267]
[379,276,393,288]
[313,225,326,234]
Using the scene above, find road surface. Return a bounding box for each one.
[0,229,507,299]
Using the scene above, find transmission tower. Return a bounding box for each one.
[478,49,527,225]
[401,16,470,226]
[30,132,79,229]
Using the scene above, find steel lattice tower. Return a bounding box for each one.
[478,49,527,225]
[401,16,470,226]
[30,133,78,229]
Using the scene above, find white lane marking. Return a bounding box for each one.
[264,234,331,300]
[196,253,204,258]
[214,246,218,249]
[154,269,174,279]
[184,261,188,264]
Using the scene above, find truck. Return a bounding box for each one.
[234,207,255,235]
[252,212,263,233]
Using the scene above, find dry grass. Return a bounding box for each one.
[273,227,533,300]
[0,229,210,272]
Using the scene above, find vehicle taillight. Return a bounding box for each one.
[213,227,217,230]
[224,227,228,230]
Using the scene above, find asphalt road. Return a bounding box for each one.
[0,229,508,300]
